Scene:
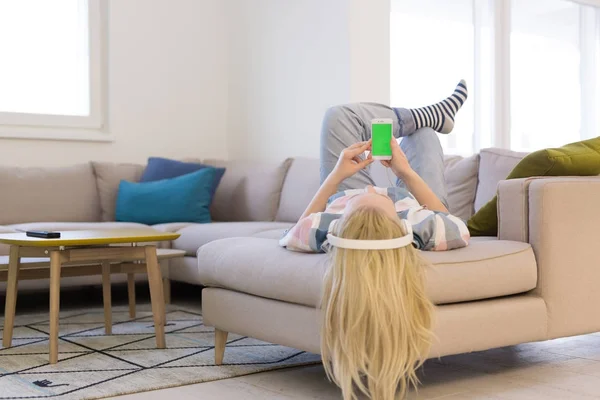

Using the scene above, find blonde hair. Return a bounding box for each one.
[321,206,434,400]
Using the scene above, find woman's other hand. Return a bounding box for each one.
[329,140,374,184]
[381,137,413,179]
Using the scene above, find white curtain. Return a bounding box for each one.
[390,0,600,154]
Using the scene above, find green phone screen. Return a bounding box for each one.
[372,122,392,156]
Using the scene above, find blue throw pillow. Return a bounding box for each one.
[140,157,225,200]
[115,168,216,225]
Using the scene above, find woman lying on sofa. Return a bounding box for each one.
[279,81,470,400]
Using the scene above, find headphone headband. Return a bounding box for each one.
[326,233,413,250]
[326,219,413,250]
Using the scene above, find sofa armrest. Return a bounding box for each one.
[497,177,544,242]
[524,177,600,338]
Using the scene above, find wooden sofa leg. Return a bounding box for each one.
[215,329,228,365]
[163,277,171,304]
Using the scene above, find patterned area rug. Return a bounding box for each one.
[0,304,321,399]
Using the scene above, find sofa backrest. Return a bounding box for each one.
[92,161,145,221]
[88,149,528,225]
[92,158,292,223]
[0,164,101,225]
[0,148,530,228]
[474,148,528,211]
[275,158,320,222]
[275,155,482,222]
[203,158,292,222]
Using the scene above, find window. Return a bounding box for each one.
[390,0,478,156]
[0,0,106,139]
[391,0,600,154]
[511,0,598,151]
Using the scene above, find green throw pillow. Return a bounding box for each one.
[468,137,600,236]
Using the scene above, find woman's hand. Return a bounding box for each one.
[300,141,373,218]
[381,138,448,212]
[381,137,413,179]
[329,140,374,184]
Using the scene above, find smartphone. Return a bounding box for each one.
[371,118,393,160]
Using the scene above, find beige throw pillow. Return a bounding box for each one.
[203,159,292,222]
[444,154,480,221]
[92,162,145,221]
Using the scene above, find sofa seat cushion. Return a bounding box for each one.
[152,222,194,233]
[251,228,289,240]
[197,237,537,307]
[176,222,293,256]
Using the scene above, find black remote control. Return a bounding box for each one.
[26,231,61,239]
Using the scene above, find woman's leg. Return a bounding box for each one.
[393,81,468,209]
[393,80,467,135]
[320,103,404,190]
[320,80,467,194]
[398,128,449,209]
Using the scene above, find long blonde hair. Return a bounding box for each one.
[321,206,434,400]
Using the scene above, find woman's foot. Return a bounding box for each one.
[408,80,468,134]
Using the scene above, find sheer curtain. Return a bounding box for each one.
[0,0,90,116]
[511,0,582,151]
[390,0,476,156]
[390,0,600,154]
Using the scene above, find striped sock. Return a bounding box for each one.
[408,80,468,134]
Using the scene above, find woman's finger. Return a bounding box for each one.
[390,137,407,157]
[347,141,368,150]
[358,157,374,169]
[391,138,406,155]
[347,142,371,157]
[380,160,390,168]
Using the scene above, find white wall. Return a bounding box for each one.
[348,0,390,104]
[226,0,351,161]
[0,0,229,167]
[0,0,391,166]
[226,0,390,161]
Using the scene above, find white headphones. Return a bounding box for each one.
[326,219,413,250]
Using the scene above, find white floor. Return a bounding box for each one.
[110,332,600,399]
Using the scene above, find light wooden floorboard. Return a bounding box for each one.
[110,333,600,399]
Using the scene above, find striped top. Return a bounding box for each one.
[279,186,470,253]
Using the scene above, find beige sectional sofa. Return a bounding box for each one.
[0,158,293,293]
[195,150,600,360]
[2,149,599,362]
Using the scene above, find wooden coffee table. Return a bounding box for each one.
[0,229,181,364]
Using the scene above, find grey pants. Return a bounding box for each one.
[320,102,448,208]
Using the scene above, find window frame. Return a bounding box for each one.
[0,0,110,142]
